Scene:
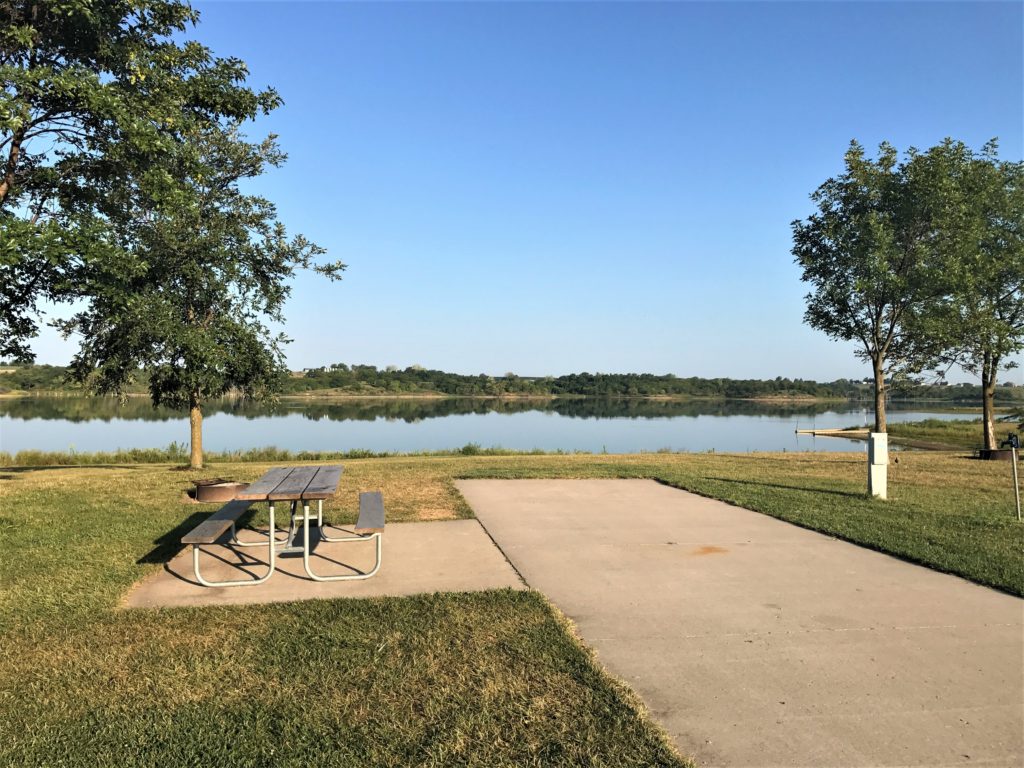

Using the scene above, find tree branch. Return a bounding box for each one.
[0,124,27,207]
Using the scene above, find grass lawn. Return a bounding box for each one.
[1,451,1022,766]
[886,417,1022,450]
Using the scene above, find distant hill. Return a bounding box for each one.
[0,364,148,396]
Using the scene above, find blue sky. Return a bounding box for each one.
[38,1,1024,380]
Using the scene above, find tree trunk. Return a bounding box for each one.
[872,359,887,433]
[0,126,26,207]
[981,351,1000,451]
[189,397,203,470]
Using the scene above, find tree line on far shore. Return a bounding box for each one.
[285,364,1024,401]
[5,361,1023,404]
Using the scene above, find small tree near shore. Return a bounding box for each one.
[792,141,944,433]
[60,124,342,469]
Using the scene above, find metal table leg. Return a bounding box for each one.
[230,500,290,548]
[301,502,381,581]
[192,504,277,587]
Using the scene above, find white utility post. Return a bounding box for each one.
[868,432,888,500]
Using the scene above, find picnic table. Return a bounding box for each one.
[182,464,385,588]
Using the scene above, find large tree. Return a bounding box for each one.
[908,140,1024,449]
[58,122,342,469]
[960,151,1023,451]
[1,0,276,359]
[793,141,945,432]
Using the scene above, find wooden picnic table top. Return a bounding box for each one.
[236,465,343,502]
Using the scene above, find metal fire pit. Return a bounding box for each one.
[980,434,1023,461]
[193,479,249,503]
[978,449,1015,461]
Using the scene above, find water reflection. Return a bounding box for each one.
[0,396,844,423]
[0,396,966,454]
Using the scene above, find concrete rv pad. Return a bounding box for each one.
[456,479,1024,768]
[124,519,523,609]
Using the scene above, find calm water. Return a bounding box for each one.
[0,397,970,454]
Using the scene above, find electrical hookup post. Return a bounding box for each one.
[1013,445,1021,523]
[868,432,888,500]
[1009,434,1021,523]
[999,433,1021,522]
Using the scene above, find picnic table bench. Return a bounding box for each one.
[181,465,385,588]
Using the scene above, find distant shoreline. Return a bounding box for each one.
[0,390,1005,410]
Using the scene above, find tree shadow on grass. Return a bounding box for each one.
[690,453,864,464]
[680,476,865,500]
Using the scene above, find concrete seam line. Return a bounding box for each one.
[451,479,532,587]
[468,517,530,589]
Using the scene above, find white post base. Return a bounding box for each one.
[868,432,888,500]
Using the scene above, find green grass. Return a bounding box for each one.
[887,417,1021,450]
[0,459,686,768]
[1,452,1022,766]
[2,590,680,767]
[0,442,575,467]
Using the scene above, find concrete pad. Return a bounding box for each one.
[123,519,524,609]
[457,479,1024,768]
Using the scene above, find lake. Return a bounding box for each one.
[0,397,972,455]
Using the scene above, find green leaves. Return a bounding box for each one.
[794,138,1023,436]
[61,117,339,464]
[0,0,280,359]
[0,1,340,466]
